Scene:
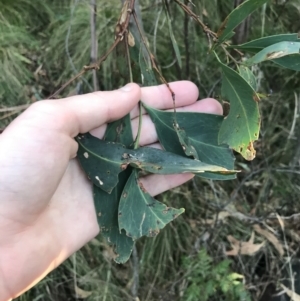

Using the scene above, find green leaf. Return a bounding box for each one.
[272,54,300,71]
[77,133,234,186]
[175,125,199,159]
[104,114,133,146]
[98,113,135,263]
[128,20,157,86]
[163,0,182,68]
[230,34,300,71]
[94,169,134,264]
[138,42,157,86]
[76,133,127,193]
[244,41,300,66]
[217,0,269,44]
[230,33,300,53]
[118,169,185,240]
[143,104,236,180]
[217,56,260,161]
[125,146,234,174]
[238,66,257,91]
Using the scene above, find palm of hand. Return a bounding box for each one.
[0,82,222,299]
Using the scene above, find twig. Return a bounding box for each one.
[184,0,190,78]
[90,0,99,91]
[49,0,136,99]
[172,0,217,40]
[0,104,30,112]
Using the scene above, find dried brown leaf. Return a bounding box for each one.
[226,232,264,256]
[75,285,92,299]
[253,224,284,256]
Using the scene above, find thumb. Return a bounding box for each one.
[7,83,141,137]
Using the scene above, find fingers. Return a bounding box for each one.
[140,173,195,197]
[130,81,199,118]
[10,84,141,137]
[89,81,200,139]
[132,98,223,146]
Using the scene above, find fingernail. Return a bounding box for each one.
[120,83,132,92]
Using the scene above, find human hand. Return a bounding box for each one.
[0,81,222,300]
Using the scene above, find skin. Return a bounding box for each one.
[0,81,222,300]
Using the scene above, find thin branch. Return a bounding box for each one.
[0,104,30,113]
[173,0,217,40]
[184,0,190,79]
[90,0,99,91]
[50,0,136,99]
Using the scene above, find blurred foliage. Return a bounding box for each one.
[1,0,300,300]
[182,248,251,301]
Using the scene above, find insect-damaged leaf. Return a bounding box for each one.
[104,114,133,146]
[118,169,185,240]
[216,0,269,44]
[230,33,300,53]
[125,147,234,174]
[230,33,300,71]
[77,133,235,190]
[76,133,127,193]
[128,14,157,86]
[143,104,236,180]
[217,56,260,161]
[238,66,257,91]
[97,113,135,263]
[244,41,300,66]
[94,169,134,264]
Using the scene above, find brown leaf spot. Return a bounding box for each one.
[122,192,128,198]
[127,31,135,47]
[217,17,228,37]
[266,50,285,59]
[223,101,230,117]
[148,228,160,237]
[138,180,148,193]
[172,213,179,219]
[121,163,128,171]
[162,207,171,214]
[98,212,102,217]
[253,94,260,102]
[245,142,256,161]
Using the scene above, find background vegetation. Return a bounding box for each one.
[1,0,300,300]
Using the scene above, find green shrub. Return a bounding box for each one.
[182,249,251,301]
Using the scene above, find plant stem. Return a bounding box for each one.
[49,0,136,99]
[90,0,99,91]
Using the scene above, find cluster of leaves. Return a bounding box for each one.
[75,0,300,263]
[182,248,251,301]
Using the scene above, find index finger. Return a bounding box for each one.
[130,81,199,118]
